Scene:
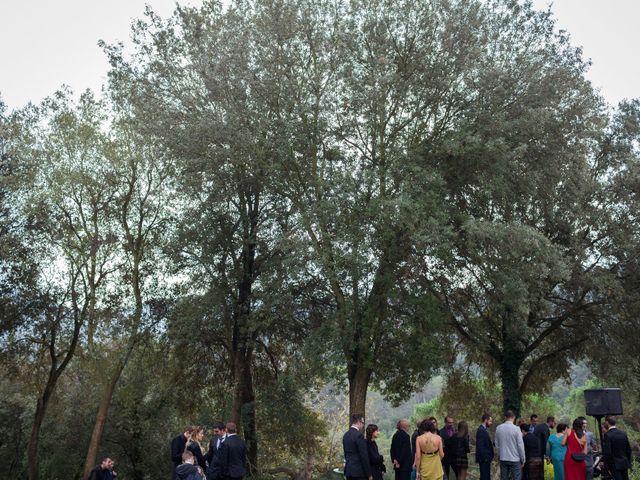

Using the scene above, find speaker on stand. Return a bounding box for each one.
[583,388,623,452]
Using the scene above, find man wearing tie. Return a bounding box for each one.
[476,414,494,480]
[206,422,227,480]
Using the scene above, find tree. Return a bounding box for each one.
[101,2,316,469]
[270,0,467,418]
[421,1,620,414]
[7,90,120,480]
[81,112,174,479]
[587,100,640,430]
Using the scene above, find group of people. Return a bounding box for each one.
[493,412,633,480]
[343,412,633,480]
[170,422,247,480]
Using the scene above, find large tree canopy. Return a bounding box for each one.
[1,1,639,478]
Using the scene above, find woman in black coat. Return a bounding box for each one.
[366,424,387,480]
[186,426,208,472]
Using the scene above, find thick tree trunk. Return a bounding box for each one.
[348,363,371,421]
[500,354,523,417]
[82,360,127,480]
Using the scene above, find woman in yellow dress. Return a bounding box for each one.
[414,419,445,480]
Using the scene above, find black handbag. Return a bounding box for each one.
[571,453,587,462]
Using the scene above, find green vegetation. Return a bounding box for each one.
[1,0,639,479]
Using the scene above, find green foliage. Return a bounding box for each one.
[629,460,640,480]
[258,374,327,464]
[543,460,554,480]
[521,394,562,422]
[2,1,640,478]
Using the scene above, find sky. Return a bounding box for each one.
[1,0,639,110]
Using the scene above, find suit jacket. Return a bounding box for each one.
[205,437,216,465]
[475,425,494,463]
[366,439,385,480]
[439,427,456,463]
[219,434,247,479]
[172,434,188,465]
[391,429,413,472]
[411,430,420,459]
[343,427,372,478]
[171,433,188,480]
[603,428,632,471]
[204,435,227,467]
[532,423,550,459]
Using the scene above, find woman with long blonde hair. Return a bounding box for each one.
[186,425,207,471]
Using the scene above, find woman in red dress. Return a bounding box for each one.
[562,418,588,480]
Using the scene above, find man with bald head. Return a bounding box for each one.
[390,419,413,480]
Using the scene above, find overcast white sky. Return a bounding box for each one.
[1,0,639,110]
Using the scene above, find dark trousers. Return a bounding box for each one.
[611,470,629,480]
[443,460,451,480]
[479,462,491,480]
[395,469,411,480]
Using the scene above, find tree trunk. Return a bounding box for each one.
[348,363,371,421]
[27,396,48,480]
[82,359,127,480]
[500,354,523,417]
[231,348,257,474]
[27,308,82,480]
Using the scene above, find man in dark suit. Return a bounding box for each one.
[603,416,632,480]
[171,427,192,480]
[206,422,227,480]
[533,416,555,461]
[476,413,494,480]
[439,415,455,480]
[218,422,247,480]
[343,413,372,480]
[391,419,413,480]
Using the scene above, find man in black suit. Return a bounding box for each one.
[391,419,413,480]
[343,413,372,480]
[603,416,632,480]
[439,415,455,480]
[218,422,247,480]
[476,413,494,480]
[206,422,227,480]
[171,427,192,480]
[533,416,555,461]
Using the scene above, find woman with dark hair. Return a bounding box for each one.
[547,423,568,480]
[366,424,386,480]
[562,419,588,480]
[414,420,444,480]
[448,421,470,480]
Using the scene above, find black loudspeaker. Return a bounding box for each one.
[584,388,623,416]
